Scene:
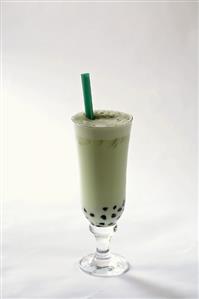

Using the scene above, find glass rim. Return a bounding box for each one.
[71,110,133,129]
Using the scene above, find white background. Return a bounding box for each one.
[1,1,198,298]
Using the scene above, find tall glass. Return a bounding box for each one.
[72,110,133,276]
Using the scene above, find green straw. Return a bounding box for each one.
[81,73,95,120]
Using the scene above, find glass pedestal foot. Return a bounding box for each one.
[79,253,129,277]
[79,224,130,277]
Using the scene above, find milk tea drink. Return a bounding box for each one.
[72,110,132,227]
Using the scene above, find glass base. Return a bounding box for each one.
[79,253,130,277]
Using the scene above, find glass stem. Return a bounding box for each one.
[89,224,117,268]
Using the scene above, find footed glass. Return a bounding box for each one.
[72,110,133,277]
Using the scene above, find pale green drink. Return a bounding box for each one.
[72,110,132,227]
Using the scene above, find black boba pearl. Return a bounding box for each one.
[117,216,121,220]
[108,223,113,226]
[90,213,95,217]
[99,222,105,226]
[111,213,116,218]
[84,208,87,213]
[113,205,117,210]
[103,207,108,211]
[101,215,106,220]
[117,207,122,212]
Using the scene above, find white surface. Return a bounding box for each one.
[1,2,198,298]
[3,199,198,298]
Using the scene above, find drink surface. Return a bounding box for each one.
[72,110,132,128]
[72,110,133,227]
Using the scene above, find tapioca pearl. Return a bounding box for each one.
[113,205,117,210]
[111,213,116,218]
[90,213,95,217]
[117,207,122,212]
[101,215,106,220]
[116,215,121,220]
[103,207,108,211]
[108,222,114,226]
[84,208,87,213]
[99,222,105,226]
